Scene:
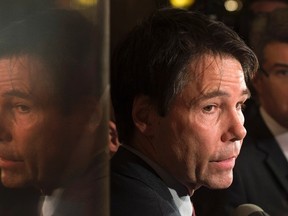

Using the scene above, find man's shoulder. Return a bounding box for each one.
[110,147,180,216]
[110,147,171,196]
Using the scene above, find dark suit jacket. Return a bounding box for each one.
[110,146,181,216]
[192,105,288,216]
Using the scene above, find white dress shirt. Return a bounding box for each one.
[41,188,64,216]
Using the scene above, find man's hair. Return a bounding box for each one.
[249,8,288,65]
[111,8,258,144]
[0,9,101,110]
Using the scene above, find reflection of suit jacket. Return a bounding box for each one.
[110,147,181,216]
[48,153,109,216]
[227,106,288,216]
[0,183,40,216]
[192,105,288,216]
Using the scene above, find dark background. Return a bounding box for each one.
[0,0,265,51]
[111,0,250,50]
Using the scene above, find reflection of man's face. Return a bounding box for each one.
[0,55,97,191]
[145,55,248,193]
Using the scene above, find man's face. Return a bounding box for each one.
[0,56,96,190]
[148,55,248,193]
[254,42,288,128]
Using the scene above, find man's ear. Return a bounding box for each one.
[108,120,120,157]
[132,95,157,136]
[79,97,102,133]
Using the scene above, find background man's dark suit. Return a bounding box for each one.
[228,104,288,215]
[111,147,181,216]
[192,103,288,216]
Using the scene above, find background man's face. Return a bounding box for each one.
[254,42,288,128]
[0,55,96,190]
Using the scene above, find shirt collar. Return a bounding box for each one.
[41,188,64,216]
[260,107,288,160]
[260,107,288,136]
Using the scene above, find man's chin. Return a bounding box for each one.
[204,174,233,189]
[0,172,30,188]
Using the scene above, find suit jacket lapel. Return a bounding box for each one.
[257,138,288,194]
[246,107,288,195]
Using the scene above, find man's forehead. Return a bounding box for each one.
[0,55,54,97]
[181,55,246,96]
[187,54,235,84]
[7,55,51,80]
[189,53,234,76]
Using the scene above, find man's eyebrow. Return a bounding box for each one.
[3,90,32,100]
[271,63,288,69]
[201,89,250,100]
[199,90,230,101]
[191,88,251,105]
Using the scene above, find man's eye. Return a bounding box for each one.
[236,102,246,111]
[203,105,216,112]
[15,105,31,113]
[274,69,288,76]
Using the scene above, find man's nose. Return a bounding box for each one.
[0,112,12,143]
[221,110,247,142]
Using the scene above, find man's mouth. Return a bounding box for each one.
[210,156,237,170]
[0,156,23,169]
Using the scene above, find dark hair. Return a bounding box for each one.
[111,8,258,144]
[0,9,101,110]
[250,8,288,65]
